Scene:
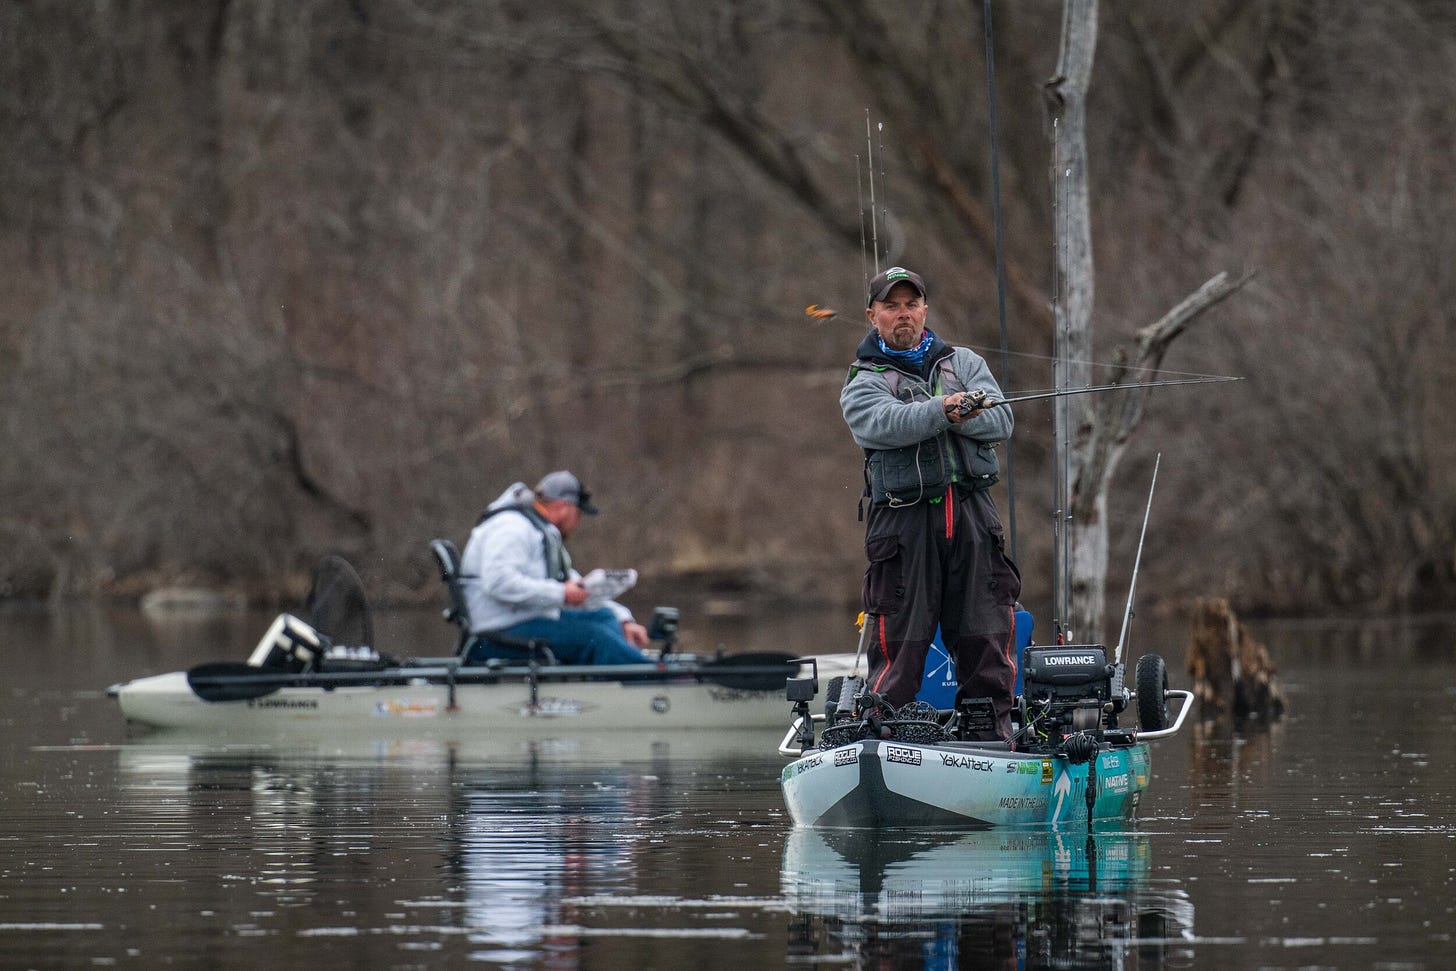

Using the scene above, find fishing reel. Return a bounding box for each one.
[953,388,993,418]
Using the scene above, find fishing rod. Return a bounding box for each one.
[856,153,869,295]
[983,0,1017,562]
[800,305,1233,381]
[954,375,1241,416]
[796,306,1242,405]
[876,118,889,264]
[865,110,882,274]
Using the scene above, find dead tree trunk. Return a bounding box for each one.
[1187,597,1287,722]
[1046,0,1248,638]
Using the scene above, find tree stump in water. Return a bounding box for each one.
[1187,597,1287,722]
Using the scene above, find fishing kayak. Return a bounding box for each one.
[108,550,859,738]
[778,645,1191,828]
[110,653,825,735]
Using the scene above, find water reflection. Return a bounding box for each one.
[108,739,770,965]
[782,828,1194,968]
[446,760,650,964]
[16,608,1456,968]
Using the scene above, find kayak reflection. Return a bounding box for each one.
[448,765,648,961]
[782,828,1195,968]
[112,741,687,964]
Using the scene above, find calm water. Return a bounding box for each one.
[2,604,1455,969]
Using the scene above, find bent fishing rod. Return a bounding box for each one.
[801,306,1242,410]
[953,375,1241,416]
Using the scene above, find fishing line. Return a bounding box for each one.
[801,310,1241,383]
[957,343,1241,382]
[980,375,1241,402]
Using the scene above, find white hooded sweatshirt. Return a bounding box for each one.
[459,483,631,634]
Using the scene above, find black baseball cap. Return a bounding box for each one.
[867,266,927,306]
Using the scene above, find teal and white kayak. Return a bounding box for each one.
[778,645,1191,829]
[781,737,1152,828]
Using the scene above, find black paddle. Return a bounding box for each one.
[185,652,802,703]
[692,652,799,692]
[186,662,292,702]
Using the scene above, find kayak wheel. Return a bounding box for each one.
[1136,653,1169,731]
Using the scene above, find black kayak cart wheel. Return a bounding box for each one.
[1136,653,1169,732]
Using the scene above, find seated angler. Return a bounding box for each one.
[459,470,652,665]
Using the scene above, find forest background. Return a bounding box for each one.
[3,0,1453,628]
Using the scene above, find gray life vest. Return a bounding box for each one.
[475,505,573,580]
[850,355,1000,508]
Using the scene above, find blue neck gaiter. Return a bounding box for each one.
[877,328,936,368]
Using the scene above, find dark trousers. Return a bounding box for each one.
[861,485,1021,736]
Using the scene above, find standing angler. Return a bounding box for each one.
[840,266,1022,739]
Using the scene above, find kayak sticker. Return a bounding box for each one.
[372,700,439,718]
[939,752,993,771]
[998,795,1049,811]
[1102,771,1131,793]
[520,697,583,718]
[1005,759,1048,779]
[249,698,319,711]
[1054,768,1089,826]
[789,754,824,777]
[706,687,775,702]
[884,744,921,766]
[833,747,859,766]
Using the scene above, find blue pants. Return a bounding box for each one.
[466,608,651,665]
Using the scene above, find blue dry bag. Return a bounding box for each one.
[914,609,1034,707]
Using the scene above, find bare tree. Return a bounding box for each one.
[1046,0,1247,638]
[3,0,1454,623]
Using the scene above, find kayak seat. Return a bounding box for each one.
[469,632,559,667]
[429,538,559,665]
[430,539,474,656]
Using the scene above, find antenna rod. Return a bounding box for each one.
[1115,453,1161,664]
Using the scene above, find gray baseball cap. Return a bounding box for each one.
[535,470,598,514]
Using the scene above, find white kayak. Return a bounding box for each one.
[109,651,850,736]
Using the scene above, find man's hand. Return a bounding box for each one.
[563,578,590,607]
[943,389,988,423]
[622,621,649,649]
